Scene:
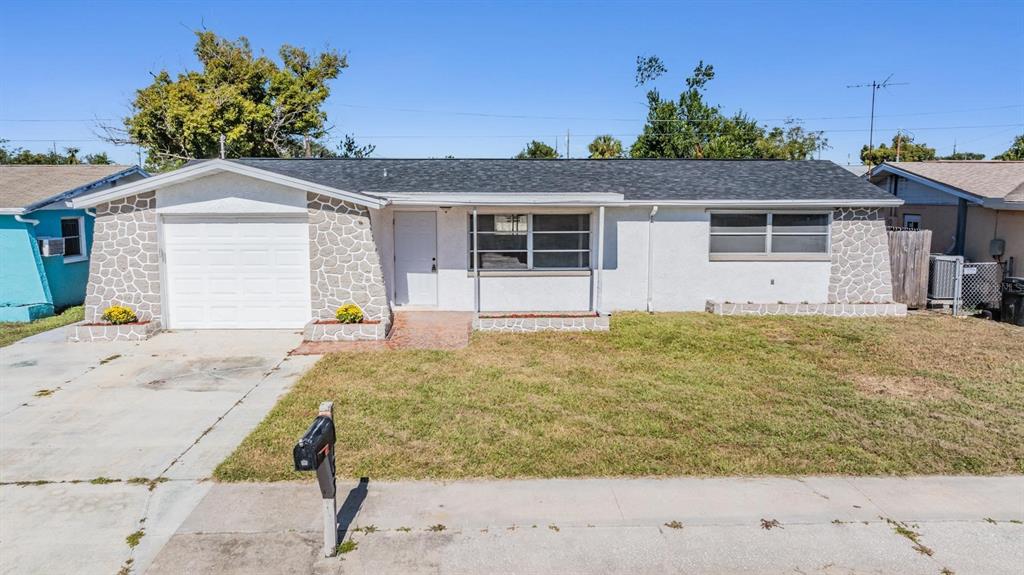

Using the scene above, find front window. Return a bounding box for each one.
[709,212,829,255]
[469,213,591,270]
[61,217,85,261]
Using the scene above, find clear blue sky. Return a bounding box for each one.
[2,0,1022,165]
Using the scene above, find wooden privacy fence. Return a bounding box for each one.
[887,228,932,309]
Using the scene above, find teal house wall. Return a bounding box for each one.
[0,215,54,321]
[0,210,94,322]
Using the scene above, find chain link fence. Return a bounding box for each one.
[960,261,1005,314]
[929,255,1007,315]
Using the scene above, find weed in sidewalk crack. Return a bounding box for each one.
[354,524,378,534]
[760,518,783,530]
[983,517,997,524]
[337,540,357,554]
[125,529,145,548]
[100,354,121,365]
[90,476,120,485]
[395,526,412,532]
[34,387,60,397]
[664,520,683,529]
[427,524,446,532]
[883,517,934,556]
[548,524,560,532]
[116,558,134,575]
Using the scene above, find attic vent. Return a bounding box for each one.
[37,237,65,257]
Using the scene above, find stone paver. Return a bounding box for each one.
[291,310,474,354]
[149,476,1024,575]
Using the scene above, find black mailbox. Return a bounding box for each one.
[293,415,336,471]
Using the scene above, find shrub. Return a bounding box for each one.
[335,304,364,324]
[102,305,138,325]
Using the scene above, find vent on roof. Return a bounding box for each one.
[37,237,65,257]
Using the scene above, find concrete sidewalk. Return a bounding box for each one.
[149,476,1024,575]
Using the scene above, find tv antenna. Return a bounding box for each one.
[847,74,909,153]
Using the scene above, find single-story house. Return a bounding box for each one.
[0,165,148,322]
[66,158,905,341]
[869,161,1024,272]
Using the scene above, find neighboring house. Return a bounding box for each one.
[0,165,148,322]
[66,158,904,341]
[869,161,1024,272]
[840,164,870,178]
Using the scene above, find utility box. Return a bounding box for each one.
[1001,277,1024,326]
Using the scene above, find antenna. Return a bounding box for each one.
[846,74,909,157]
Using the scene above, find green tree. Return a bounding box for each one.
[940,151,985,160]
[83,152,113,164]
[994,134,1024,160]
[860,134,936,165]
[588,135,623,158]
[0,140,100,165]
[514,140,559,159]
[107,31,361,171]
[629,59,826,160]
[337,134,375,158]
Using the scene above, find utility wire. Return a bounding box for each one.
[4,122,1021,144]
[5,103,1018,125]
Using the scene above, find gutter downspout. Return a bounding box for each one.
[472,207,480,313]
[14,214,40,226]
[646,206,659,313]
[595,206,605,314]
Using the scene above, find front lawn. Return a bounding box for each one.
[216,313,1023,481]
[0,306,83,348]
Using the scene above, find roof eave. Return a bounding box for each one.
[24,165,149,213]
[69,159,388,210]
[871,163,987,205]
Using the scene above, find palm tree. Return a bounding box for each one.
[588,135,623,159]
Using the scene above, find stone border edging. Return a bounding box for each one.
[67,320,162,342]
[303,320,388,341]
[473,315,611,332]
[705,301,908,317]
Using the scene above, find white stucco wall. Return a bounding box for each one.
[155,172,308,214]
[599,207,831,311]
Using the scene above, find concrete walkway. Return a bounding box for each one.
[149,476,1024,575]
[0,329,319,575]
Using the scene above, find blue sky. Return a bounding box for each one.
[1,0,1022,165]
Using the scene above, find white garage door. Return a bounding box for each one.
[163,216,311,329]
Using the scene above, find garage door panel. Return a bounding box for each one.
[164,217,311,329]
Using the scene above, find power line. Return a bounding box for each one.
[846,74,909,152]
[3,123,1021,144]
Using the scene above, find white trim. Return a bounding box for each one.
[69,159,387,209]
[60,215,87,263]
[1,208,26,215]
[389,195,902,208]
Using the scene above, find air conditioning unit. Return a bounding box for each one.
[37,237,65,257]
[929,255,962,301]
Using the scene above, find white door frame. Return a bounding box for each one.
[392,209,439,307]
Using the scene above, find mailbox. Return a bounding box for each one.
[293,415,336,471]
[294,402,339,557]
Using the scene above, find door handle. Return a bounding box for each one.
[431,257,437,273]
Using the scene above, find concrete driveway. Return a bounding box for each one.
[0,328,318,575]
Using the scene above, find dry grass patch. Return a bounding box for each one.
[852,374,957,400]
[216,313,1024,481]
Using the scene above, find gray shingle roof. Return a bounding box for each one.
[230,158,895,202]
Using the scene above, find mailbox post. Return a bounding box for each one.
[293,401,337,557]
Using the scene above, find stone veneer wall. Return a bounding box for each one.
[307,193,389,326]
[828,208,895,304]
[83,191,162,325]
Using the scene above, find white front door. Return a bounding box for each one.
[394,211,437,306]
[163,216,311,329]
